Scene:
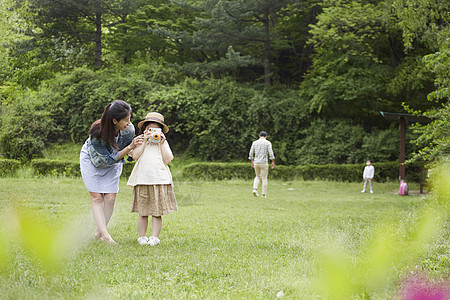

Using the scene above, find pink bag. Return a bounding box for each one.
[399,181,408,196]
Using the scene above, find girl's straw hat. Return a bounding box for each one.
[138,112,169,133]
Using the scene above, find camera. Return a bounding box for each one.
[146,128,161,143]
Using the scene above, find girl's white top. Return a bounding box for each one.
[127,142,173,186]
[363,165,374,179]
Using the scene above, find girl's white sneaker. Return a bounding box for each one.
[137,236,149,245]
[148,236,160,246]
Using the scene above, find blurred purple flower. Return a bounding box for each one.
[399,273,449,300]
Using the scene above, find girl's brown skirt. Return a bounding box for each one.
[131,184,177,216]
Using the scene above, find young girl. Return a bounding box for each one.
[361,159,375,194]
[127,112,177,246]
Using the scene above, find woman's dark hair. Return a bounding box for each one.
[90,100,131,148]
[139,121,162,135]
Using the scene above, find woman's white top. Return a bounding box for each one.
[127,142,173,186]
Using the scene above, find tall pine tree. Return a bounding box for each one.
[193,0,294,85]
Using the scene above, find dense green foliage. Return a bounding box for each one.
[0,0,447,164]
[0,87,60,161]
[0,159,20,177]
[392,0,450,161]
[0,70,420,164]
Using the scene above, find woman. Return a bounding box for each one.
[80,100,143,244]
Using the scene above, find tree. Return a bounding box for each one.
[193,0,294,85]
[300,1,392,115]
[106,0,199,64]
[25,0,143,68]
[298,0,437,130]
[0,0,30,83]
[272,1,321,83]
[393,0,450,161]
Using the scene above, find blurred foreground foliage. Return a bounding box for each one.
[0,208,89,275]
[316,159,449,299]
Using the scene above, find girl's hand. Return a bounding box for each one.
[143,130,152,141]
[160,133,166,144]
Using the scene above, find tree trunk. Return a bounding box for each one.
[95,12,102,68]
[263,9,271,85]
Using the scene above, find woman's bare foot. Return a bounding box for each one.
[100,237,118,245]
[99,236,118,245]
[94,232,117,244]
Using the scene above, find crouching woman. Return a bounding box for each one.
[80,100,143,244]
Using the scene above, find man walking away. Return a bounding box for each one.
[248,131,275,198]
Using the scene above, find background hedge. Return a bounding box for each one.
[30,159,81,177]
[0,159,21,177]
[1,159,425,183]
[29,159,137,178]
[181,161,426,182]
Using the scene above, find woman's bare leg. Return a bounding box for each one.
[90,192,116,243]
[103,193,117,225]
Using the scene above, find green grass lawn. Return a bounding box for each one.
[0,177,448,299]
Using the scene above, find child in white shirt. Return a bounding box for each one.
[361,160,374,194]
[127,112,177,246]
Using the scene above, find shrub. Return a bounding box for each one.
[181,161,425,182]
[361,127,400,162]
[0,67,424,165]
[294,119,366,165]
[0,159,21,177]
[145,78,264,160]
[30,159,80,177]
[3,158,425,183]
[29,159,137,178]
[269,165,298,181]
[0,88,60,161]
[296,164,361,181]
[46,67,158,143]
[145,78,310,164]
[1,69,413,165]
